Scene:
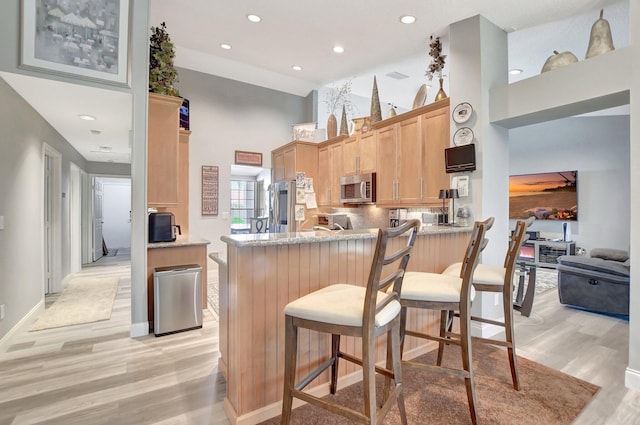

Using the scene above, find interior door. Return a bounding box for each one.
[43,154,52,294]
[93,177,104,261]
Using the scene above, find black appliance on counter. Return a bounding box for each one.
[149,212,181,243]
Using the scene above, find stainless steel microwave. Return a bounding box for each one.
[339,172,376,204]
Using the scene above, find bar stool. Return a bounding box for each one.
[395,219,491,425]
[281,219,420,425]
[442,216,534,390]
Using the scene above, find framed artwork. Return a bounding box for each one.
[292,122,317,142]
[201,165,219,216]
[234,150,262,166]
[20,0,130,86]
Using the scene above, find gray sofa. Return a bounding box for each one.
[556,248,630,315]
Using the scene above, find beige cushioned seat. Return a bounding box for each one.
[400,271,476,303]
[443,262,506,286]
[284,283,401,328]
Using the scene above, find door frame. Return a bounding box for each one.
[69,162,82,274]
[43,143,62,294]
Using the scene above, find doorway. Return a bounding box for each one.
[93,177,132,259]
[229,165,270,234]
[43,144,62,295]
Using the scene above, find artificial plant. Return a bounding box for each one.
[149,22,180,97]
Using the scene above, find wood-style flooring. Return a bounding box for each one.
[1,257,639,424]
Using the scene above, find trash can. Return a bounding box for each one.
[154,264,203,336]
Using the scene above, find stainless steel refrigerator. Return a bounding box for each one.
[269,180,297,233]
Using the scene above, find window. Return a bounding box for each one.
[230,180,256,224]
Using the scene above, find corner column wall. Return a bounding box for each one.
[448,15,509,337]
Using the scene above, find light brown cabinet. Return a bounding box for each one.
[421,106,450,204]
[148,93,182,206]
[317,141,343,206]
[343,132,376,176]
[374,100,450,207]
[271,141,318,183]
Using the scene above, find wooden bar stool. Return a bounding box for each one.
[395,219,491,425]
[281,219,420,425]
[442,216,534,390]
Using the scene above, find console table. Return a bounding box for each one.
[518,239,576,269]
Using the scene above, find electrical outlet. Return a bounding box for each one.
[0,304,5,320]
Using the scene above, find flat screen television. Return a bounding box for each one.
[509,171,577,221]
[180,98,190,130]
[445,144,476,173]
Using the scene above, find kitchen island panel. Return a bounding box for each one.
[222,229,469,424]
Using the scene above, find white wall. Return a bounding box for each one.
[174,68,311,254]
[100,177,132,250]
[509,116,630,252]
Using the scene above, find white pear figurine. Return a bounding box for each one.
[541,50,578,73]
[586,9,615,59]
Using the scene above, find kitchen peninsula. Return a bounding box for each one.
[220,226,470,424]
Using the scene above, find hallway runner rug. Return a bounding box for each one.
[30,276,119,331]
[260,341,599,425]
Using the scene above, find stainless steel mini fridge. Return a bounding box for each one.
[154,264,203,336]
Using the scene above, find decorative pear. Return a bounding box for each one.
[585,9,615,59]
[370,76,382,124]
[541,50,578,73]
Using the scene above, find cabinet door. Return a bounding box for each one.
[359,132,376,174]
[317,147,331,206]
[422,107,450,204]
[329,143,343,205]
[397,117,423,205]
[283,148,296,180]
[376,125,397,204]
[342,136,359,175]
[273,152,285,182]
[148,93,181,206]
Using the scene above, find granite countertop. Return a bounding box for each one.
[148,234,211,249]
[221,225,471,248]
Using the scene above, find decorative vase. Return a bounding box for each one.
[327,113,337,139]
[370,76,382,124]
[435,77,447,101]
[339,105,349,135]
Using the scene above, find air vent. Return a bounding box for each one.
[386,71,409,80]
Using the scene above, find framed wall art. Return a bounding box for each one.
[20,0,130,86]
[202,165,219,216]
[234,150,262,166]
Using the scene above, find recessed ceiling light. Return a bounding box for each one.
[220,43,232,50]
[90,129,101,135]
[292,65,302,71]
[333,45,344,54]
[247,14,261,23]
[509,68,523,75]
[78,114,96,121]
[400,15,416,24]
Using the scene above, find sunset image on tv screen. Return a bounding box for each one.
[509,171,577,221]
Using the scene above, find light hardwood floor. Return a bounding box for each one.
[1,258,639,424]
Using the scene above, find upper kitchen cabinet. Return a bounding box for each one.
[148,93,182,206]
[271,141,319,183]
[374,99,450,207]
[342,131,376,176]
[317,140,344,206]
[375,116,422,205]
[421,106,450,205]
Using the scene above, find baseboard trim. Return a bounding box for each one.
[130,321,149,338]
[625,366,640,391]
[0,300,44,353]
[471,321,503,338]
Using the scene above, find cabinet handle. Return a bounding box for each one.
[420,177,424,201]
[356,156,360,174]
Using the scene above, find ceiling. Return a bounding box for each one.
[1,0,628,164]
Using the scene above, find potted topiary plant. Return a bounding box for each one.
[149,22,180,97]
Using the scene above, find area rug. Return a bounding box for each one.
[207,280,219,316]
[514,267,558,295]
[30,276,119,331]
[260,342,599,425]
